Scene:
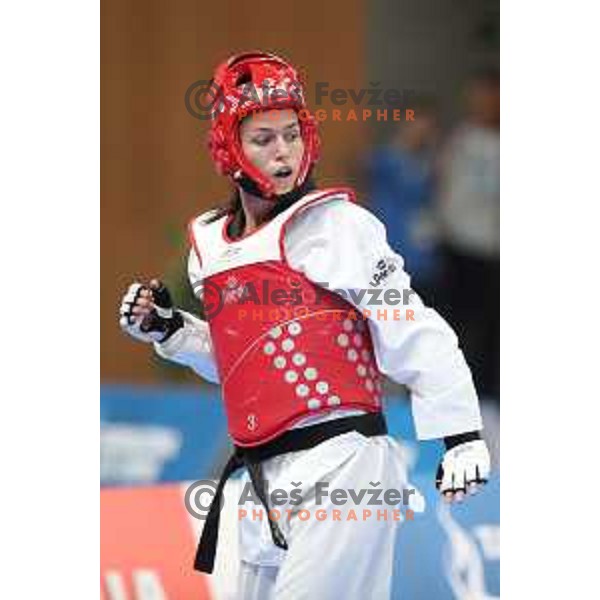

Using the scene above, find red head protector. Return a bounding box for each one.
[208,51,320,199]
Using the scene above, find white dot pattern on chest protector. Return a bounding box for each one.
[273,356,287,369]
[269,326,283,339]
[287,321,302,336]
[296,384,310,398]
[261,312,379,415]
[292,353,307,366]
[304,367,318,380]
[337,333,349,347]
[281,338,295,352]
[327,395,341,406]
[284,370,299,383]
[347,349,359,362]
[315,381,329,395]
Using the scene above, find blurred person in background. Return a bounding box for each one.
[364,100,441,300]
[436,70,500,403]
[118,52,490,599]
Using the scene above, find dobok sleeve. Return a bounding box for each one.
[152,250,220,384]
[284,200,483,440]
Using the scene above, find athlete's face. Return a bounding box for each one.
[239,109,305,195]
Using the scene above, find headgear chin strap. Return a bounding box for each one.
[208,51,321,200]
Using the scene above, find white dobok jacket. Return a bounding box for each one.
[154,192,482,440]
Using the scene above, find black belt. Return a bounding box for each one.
[193,412,388,573]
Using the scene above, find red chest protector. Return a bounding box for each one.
[189,188,383,446]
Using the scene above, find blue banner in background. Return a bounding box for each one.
[394,474,500,599]
[100,384,499,599]
[101,384,227,484]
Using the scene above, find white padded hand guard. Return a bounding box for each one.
[438,440,490,494]
[119,282,167,343]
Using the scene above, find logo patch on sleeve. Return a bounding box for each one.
[369,257,399,287]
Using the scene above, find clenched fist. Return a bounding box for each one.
[119,279,183,344]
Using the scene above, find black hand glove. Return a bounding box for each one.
[119,279,184,343]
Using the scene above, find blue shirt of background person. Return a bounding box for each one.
[365,106,439,289]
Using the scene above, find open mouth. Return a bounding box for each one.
[273,166,293,179]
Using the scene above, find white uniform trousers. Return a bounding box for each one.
[234,431,415,600]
